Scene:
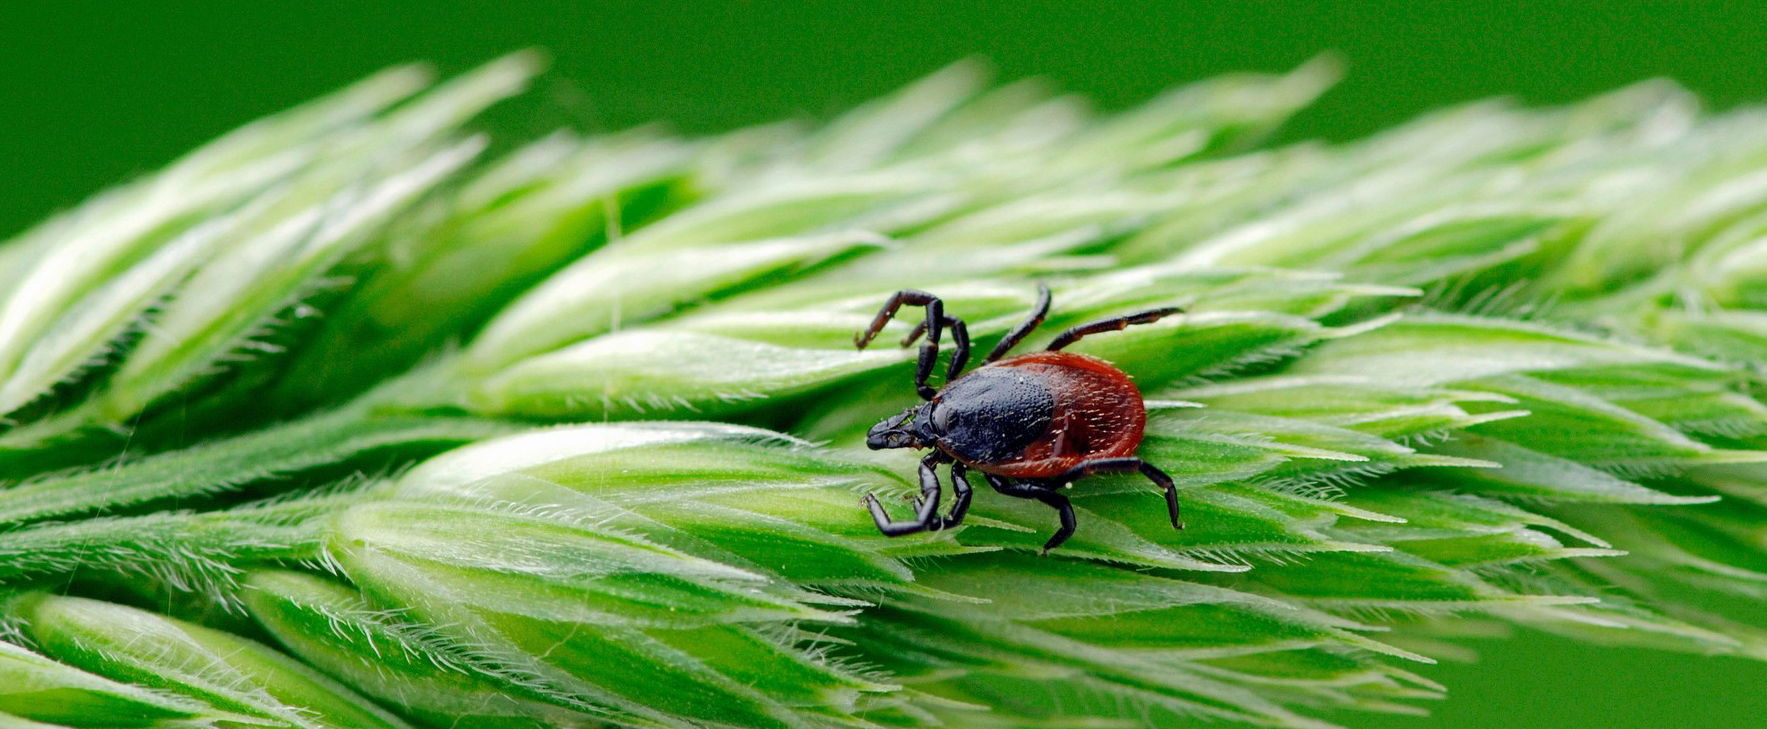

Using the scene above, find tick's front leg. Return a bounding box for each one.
[939,462,974,529]
[865,452,950,536]
[853,290,949,400]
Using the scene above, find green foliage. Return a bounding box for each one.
[2,56,1766,728]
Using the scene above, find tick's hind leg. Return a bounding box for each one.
[984,473,1078,554]
[1046,306,1184,352]
[985,283,1053,363]
[1050,457,1183,530]
[865,452,961,536]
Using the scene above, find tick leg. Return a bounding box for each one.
[853,289,947,400]
[865,452,949,536]
[1049,457,1184,530]
[914,461,973,529]
[985,473,1079,554]
[943,462,975,528]
[947,317,970,381]
[1045,306,1184,352]
[985,283,1053,363]
[854,290,939,349]
[900,315,972,381]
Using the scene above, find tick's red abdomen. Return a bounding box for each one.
[950,350,1146,479]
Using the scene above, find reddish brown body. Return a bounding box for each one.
[944,351,1146,479]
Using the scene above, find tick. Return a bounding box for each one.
[854,284,1184,553]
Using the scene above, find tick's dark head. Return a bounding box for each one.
[866,402,940,450]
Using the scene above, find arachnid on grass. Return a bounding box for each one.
[855,284,1184,553]
[11,56,1767,729]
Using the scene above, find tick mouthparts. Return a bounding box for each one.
[864,429,910,450]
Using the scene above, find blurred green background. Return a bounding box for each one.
[5,1,1767,726]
